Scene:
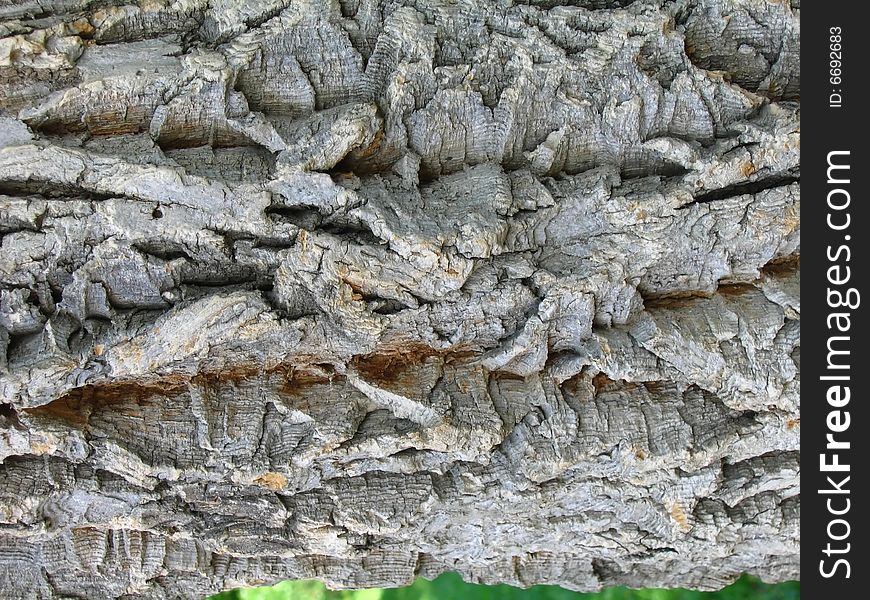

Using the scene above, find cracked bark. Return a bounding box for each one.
[0,0,799,598]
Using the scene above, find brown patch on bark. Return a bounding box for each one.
[591,372,615,392]
[350,344,477,394]
[668,501,690,531]
[273,364,337,396]
[24,365,262,427]
[641,291,714,310]
[761,254,800,277]
[489,371,527,381]
[24,378,188,427]
[644,281,766,310]
[69,18,96,38]
[190,365,265,388]
[254,472,288,490]
[352,344,442,387]
[341,275,366,301]
[716,283,757,297]
[352,127,385,161]
[353,343,475,377]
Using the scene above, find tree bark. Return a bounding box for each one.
[0,0,799,598]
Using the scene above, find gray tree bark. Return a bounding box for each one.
[0,0,799,598]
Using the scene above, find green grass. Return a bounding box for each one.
[210,573,798,600]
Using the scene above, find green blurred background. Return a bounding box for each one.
[210,573,798,600]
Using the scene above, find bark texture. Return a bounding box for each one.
[1,0,799,598]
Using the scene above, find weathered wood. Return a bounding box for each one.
[0,0,799,598]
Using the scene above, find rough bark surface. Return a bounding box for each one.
[0,0,799,598]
